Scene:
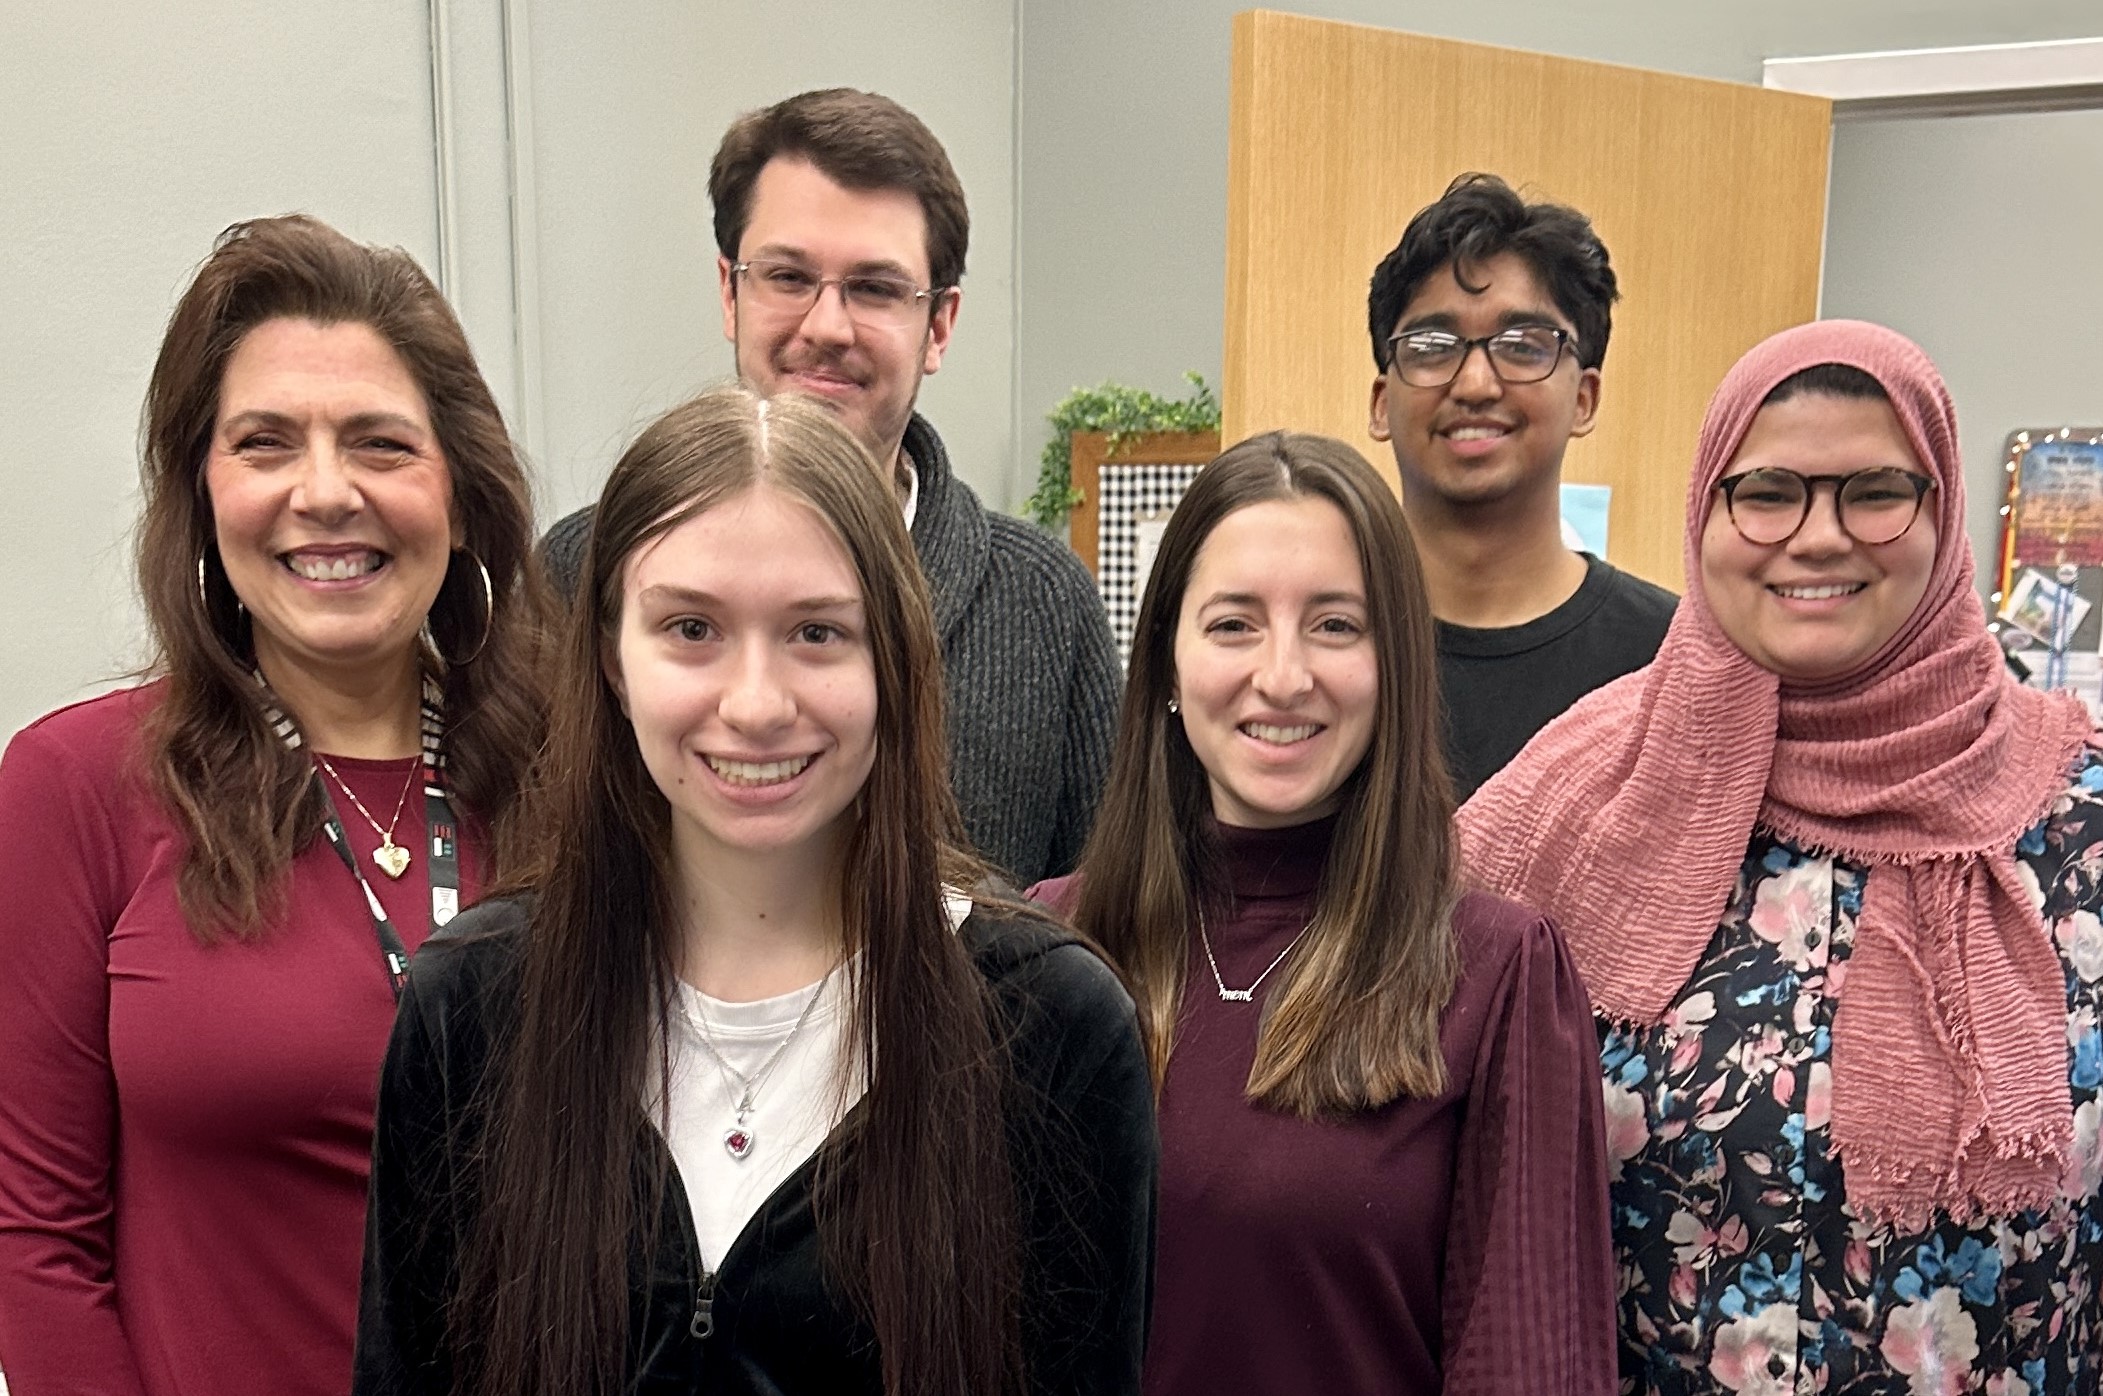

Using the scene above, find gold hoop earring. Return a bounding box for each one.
[428,549,495,666]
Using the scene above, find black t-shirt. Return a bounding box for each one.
[1438,554,1677,802]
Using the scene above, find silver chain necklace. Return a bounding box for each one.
[681,963,837,1161]
[1196,906,1308,1003]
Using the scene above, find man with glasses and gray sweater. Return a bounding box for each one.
[543,89,1117,884]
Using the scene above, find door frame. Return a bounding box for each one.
[1764,37,2103,121]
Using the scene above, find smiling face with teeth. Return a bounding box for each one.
[1701,391,1939,684]
[1368,251,1599,516]
[204,317,457,701]
[608,483,878,876]
[1171,496,1378,829]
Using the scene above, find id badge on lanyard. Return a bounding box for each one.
[264,670,463,1002]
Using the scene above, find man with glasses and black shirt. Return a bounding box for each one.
[542,89,1117,884]
[1367,173,1676,800]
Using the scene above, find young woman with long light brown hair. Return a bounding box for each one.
[1035,431,1614,1396]
[354,385,1154,1396]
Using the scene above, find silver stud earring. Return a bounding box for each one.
[1168,698,1179,714]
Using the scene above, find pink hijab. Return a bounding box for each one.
[1459,320,2091,1228]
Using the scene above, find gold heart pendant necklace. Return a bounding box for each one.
[315,753,421,880]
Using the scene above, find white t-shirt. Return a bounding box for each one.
[654,892,970,1266]
[658,970,861,1268]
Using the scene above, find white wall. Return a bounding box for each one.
[1013,0,2103,507]
[0,2,439,738]
[1822,108,2103,594]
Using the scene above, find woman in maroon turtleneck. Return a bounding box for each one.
[1034,431,1614,1395]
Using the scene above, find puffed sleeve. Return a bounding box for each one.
[0,721,151,1396]
[1004,939,1158,1396]
[1440,908,1617,1396]
[353,968,462,1394]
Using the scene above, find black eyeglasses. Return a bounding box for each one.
[732,259,949,329]
[1715,467,1935,546]
[1384,326,1575,388]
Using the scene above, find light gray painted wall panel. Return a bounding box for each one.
[1822,108,2103,594]
[0,2,438,735]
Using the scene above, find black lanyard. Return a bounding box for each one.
[260,671,463,1002]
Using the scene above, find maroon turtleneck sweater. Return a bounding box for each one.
[1035,817,1615,1396]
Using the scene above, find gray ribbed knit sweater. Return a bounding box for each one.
[537,414,1119,884]
[901,414,1118,883]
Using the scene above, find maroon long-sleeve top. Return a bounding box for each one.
[0,685,478,1396]
[1036,817,1615,1396]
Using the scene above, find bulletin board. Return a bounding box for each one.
[1068,430,1220,666]
[1992,427,2103,716]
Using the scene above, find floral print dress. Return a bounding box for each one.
[1601,756,2103,1395]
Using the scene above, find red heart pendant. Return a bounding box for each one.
[724,1127,755,1160]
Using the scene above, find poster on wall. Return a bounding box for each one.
[2014,438,2103,563]
[1560,482,1612,557]
[1995,429,2103,718]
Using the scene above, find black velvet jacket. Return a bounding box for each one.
[352,896,1157,1394]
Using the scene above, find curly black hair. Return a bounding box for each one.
[1367,173,1619,374]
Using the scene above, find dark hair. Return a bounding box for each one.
[453,385,1022,1396]
[1069,431,1458,1116]
[710,87,969,292]
[1367,172,1619,373]
[135,214,547,935]
[1764,361,1890,406]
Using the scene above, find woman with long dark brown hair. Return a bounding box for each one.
[0,215,545,1396]
[354,384,1154,1396]
[1034,431,1613,1395]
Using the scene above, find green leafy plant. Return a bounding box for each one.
[1023,372,1220,528]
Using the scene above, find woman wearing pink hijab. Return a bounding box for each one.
[1461,320,2103,1394]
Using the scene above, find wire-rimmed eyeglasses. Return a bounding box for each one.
[1384,325,1575,388]
[732,259,951,329]
[1715,467,1935,546]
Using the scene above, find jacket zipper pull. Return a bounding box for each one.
[692,1268,716,1339]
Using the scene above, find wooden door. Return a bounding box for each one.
[1223,11,1833,587]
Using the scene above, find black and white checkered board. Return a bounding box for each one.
[1097,461,1205,667]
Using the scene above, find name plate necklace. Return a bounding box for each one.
[1197,905,1308,1003]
